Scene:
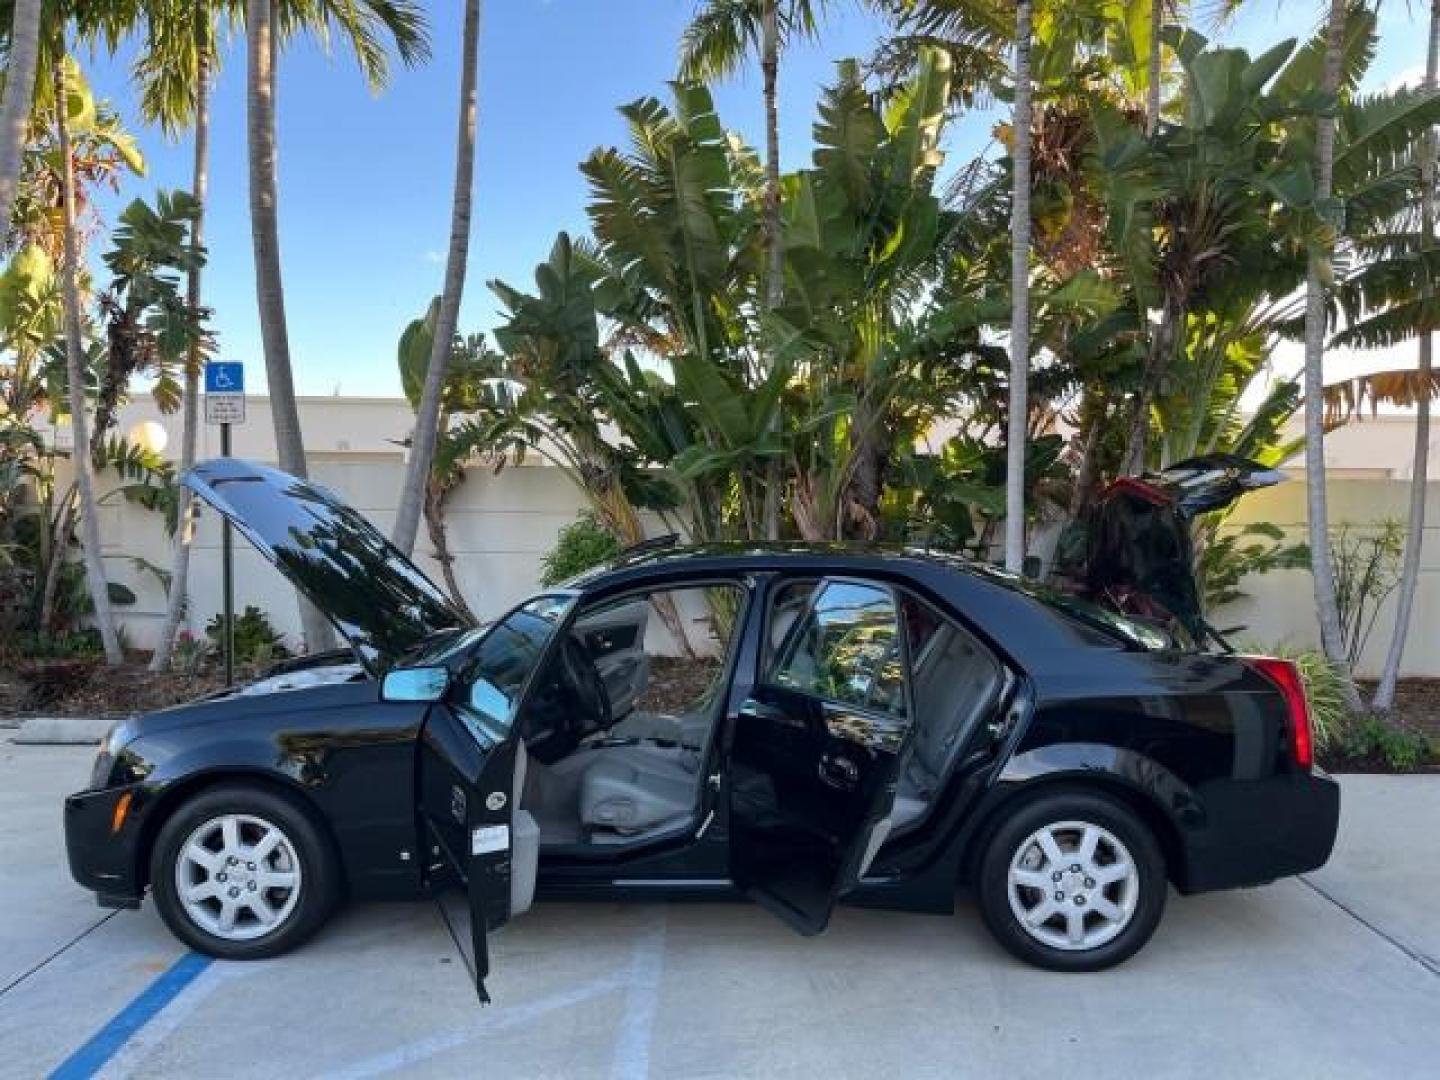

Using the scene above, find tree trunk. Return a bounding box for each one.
[759,0,784,542]
[151,38,212,673]
[423,477,474,620]
[54,60,123,667]
[246,0,333,652]
[0,0,42,226]
[393,0,482,556]
[1004,1,1034,574]
[1373,0,1440,711]
[1121,295,1181,476]
[1304,0,1364,713]
[39,488,75,634]
[1145,0,1163,136]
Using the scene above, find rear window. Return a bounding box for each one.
[1032,591,1175,650]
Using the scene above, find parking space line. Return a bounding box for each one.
[47,952,213,1080]
[1299,876,1440,978]
[94,962,249,1080]
[610,913,667,1080]
[0,911,120,999]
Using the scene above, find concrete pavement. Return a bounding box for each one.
[0,744,1435,1079]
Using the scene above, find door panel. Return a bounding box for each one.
[726,579,914,934]
[575,599,651,717]
[418,705,524,1004]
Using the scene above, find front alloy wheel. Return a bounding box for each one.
[977,789,1166,971]
[151,785,339,960]
[175,814,303,942]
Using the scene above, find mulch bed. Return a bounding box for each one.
[1357,679,1440,741]
[632,656,724,715]
[0,659,227,719]
[1315,679,1440,774]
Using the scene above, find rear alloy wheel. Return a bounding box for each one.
[977,790,1166,971]
[151,785,339,960]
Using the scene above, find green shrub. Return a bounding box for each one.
[205,606,290,667]
[539,513,622,587]
[1337,714,1433,772]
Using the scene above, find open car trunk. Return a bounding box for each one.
[1061,454,1286,648]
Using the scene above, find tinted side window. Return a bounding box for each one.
[766,580,906,718]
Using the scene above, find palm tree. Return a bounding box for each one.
[392,0,480,557]
[245,0,427,649]
[148,6,218,672]
[0,0,42,226]
[53,58,122,665]
[1374,0,1440,710]
[1004,0,1033,574]
[680,0,823,539]
[1303,0,1363,711]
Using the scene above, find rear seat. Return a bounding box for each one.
[892,624,1004,829]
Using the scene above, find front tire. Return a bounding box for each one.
[150,785,340,960]
[976,789,1166,971]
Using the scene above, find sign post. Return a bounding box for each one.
[204,362,245,686]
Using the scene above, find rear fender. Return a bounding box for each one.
[954,742,1200,889]
[998,742,1204,829]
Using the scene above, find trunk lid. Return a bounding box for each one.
[1076,454,1286,647]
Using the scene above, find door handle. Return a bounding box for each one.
[738,698,801,727]
[738,698,782,721]
[818,753,860,790]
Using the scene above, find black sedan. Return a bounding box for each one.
[66,459,1340,1000]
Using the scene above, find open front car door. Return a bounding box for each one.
[726,579,915,934]
[408,598,570,1001]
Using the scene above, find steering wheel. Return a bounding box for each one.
[518,634,613,765]
[558,634,612,737]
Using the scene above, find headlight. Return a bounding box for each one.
[89,719,134,789]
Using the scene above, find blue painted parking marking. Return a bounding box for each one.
[48,952,213,1080]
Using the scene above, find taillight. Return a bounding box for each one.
[1244,657,1313,770]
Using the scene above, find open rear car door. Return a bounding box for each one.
[725,579,915,934]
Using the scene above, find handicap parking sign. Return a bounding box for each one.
[205,362,245,394]
[204,362,246,425]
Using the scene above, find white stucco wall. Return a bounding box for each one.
[1217,477,1440,677]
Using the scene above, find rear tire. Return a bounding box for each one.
[976,789,1166,972]
[150,784,340,960]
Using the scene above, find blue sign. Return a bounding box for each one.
[204,362,245,394]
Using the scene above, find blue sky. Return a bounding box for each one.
[79,1,1433,399]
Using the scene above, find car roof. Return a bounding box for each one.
[568,540,991,588]
[563,542,1151,670]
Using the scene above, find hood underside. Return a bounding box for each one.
[183,459,474,671]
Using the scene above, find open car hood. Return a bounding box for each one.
[1076,454,1286,646]
[183,459,474,671]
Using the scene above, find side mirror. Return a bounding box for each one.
[380,666,450,703]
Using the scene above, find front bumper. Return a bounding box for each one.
[65,784,148,906]
[1177,770,1342,893]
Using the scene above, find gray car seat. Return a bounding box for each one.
[891,623,1004,829]
[578,746,701,838]
[511,741,540,915]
